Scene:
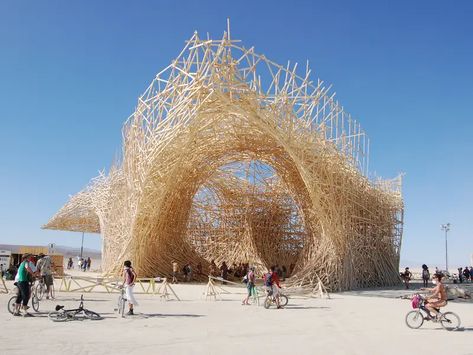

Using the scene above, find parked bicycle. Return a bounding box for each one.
[48,295,102,321]
[114,286,127,318]
[405,293,461,331]
[7,281,39,314]
[35,277,55,300]
[264,289,289,309]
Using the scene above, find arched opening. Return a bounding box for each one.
[185,159,308,276]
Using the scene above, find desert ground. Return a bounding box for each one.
[1,273,472,355]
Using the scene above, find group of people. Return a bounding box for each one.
[456,266,473,283]
[13,253,55,317]
[242,265,283,308]
[77,256,92,272]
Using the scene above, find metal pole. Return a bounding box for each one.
[445,228,448,273]
[441,223,450,274]
[80,232,84,259]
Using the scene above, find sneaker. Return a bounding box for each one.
[126,310,134,316]
[13,311,21,317]
[23,313,34,317]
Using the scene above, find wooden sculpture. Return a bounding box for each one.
[44,27,403,291]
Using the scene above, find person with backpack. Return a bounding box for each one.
[242,266,256,305]
[121,260,138,315]
[421,264,430,287]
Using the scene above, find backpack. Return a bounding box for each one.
[264,272,273,287]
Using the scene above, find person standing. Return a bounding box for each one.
[401,267,412,289]
[463,267,471,283]
[421,264,430,287]
[186,262,193,282]
[242,266,256,305]
[87,257,91,271]
[14,254,35,317]
[171,261,179,284]
[220,261,228,285]
[122,260,138,316]
[458,267,463,283]
[67,257,73,270]
[36,254,54,299]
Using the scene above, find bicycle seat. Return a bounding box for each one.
[55,305,64,311]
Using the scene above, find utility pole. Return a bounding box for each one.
[440,223,451,273]
[80,232,84,259]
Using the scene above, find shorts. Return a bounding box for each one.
[271,285,280,296]
[247,283,255,296]
[125,284,139,306]
[43,274,54,286]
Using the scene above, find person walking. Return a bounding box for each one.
[87,257,91,271]
[122,260,138,316]
[421,264,430,287]
[242,266,256,305]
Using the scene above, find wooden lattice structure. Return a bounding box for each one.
[44,27,403,291]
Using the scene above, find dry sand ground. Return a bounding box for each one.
[1,277,472,355]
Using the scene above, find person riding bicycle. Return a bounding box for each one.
[36,253,54,299]
[422,273,448,320]
[264,266,283,309]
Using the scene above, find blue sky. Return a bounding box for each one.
[0,0,471,269]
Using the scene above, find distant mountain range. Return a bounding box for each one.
[0,244,101,259]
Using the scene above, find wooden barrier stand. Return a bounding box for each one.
[54,275,180,300]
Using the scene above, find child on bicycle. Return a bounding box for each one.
[122,260,138,316]
[422,273,448,319]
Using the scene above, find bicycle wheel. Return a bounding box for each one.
[49,311,68,322]
[84,309,103,320]
[31,295,40,312]
[440,312,461,331]
[405,310,424,329]
[279,294,289,307]
[8,296,17,314]
[264,297,272,309]
[35,283,44,301]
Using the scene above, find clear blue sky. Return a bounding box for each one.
[0,0,471,269]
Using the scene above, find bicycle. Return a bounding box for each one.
[263,288,289,309]
[48,295,102,322]
[405,294,461,331]
[35,276,55,301]
[114,286,127,317]
[7,282,39,314]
